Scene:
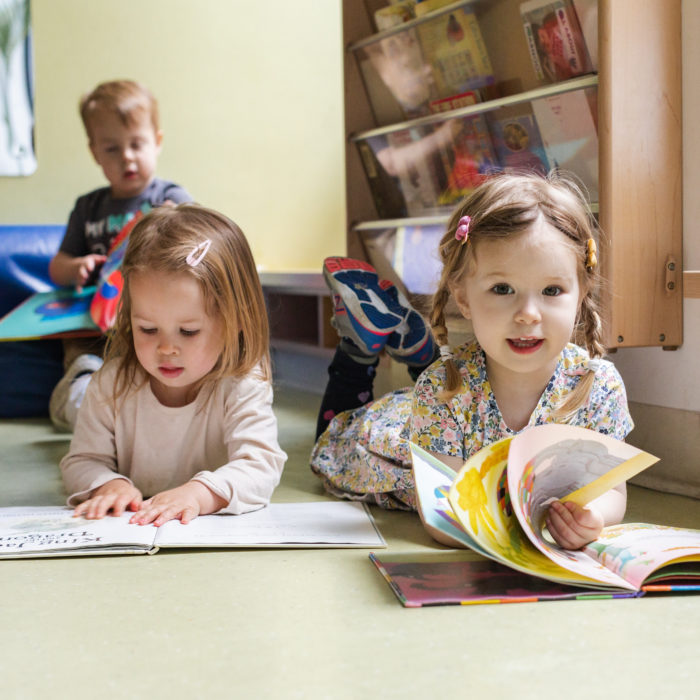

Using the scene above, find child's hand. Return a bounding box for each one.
[74,253,107,291]
[73,479,143,519]
[545,500,604,550]
[129,481,227,527]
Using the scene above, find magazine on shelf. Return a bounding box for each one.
[531,88,599,200]
[487,105,550,175]
[0,501,386,559]
[416,3,494,98]
[520,0,593,84]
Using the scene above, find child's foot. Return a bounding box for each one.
[381,285,436,367]
[49,353,103,431]
[323,257,404,355]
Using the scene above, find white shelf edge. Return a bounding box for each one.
[350,74,599,142]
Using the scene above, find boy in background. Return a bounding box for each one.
[49,79,192,430]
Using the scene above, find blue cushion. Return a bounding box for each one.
[0,225,65,417]
[0,225,64,315]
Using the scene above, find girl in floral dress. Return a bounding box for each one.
[311,172,633,550]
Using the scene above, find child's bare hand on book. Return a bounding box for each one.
[73,478,143,519]
[545,500,604,550]
[72,253,107,292]
[128,481,228,527]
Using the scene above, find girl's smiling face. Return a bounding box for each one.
[129,270,224,407]
[453,218,581,391]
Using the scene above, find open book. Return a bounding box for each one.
[372,424,700,604]
[0,213,138,341]
[0,501,385,558]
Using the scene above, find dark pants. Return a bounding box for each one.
[315,347,434,439]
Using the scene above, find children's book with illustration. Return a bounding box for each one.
[0,501,386,559]
[487,105,550,176]
[371,424,700,605]
[0,213,138,342]
[520,0,593,84]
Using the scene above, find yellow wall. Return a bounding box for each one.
[0,0,346,272]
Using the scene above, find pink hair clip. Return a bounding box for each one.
[186,239,211,267]
[455,215,471,244]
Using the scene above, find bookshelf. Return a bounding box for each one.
[342,0,683,349]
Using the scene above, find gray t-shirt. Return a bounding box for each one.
[59,177,192,259]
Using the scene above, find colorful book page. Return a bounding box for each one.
[582,524,700,590]
[505,424,660,589]
[0,286,99,341]
[410,443,488,554]
[369,552,638,607]
[446,435,617,589]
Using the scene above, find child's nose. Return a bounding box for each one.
[157,337,179,356]
[514,296,542,324]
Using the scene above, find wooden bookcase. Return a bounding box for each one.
[342,0,683,349]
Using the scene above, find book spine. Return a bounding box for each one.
[522,20,545,82]
[555,4,584,73]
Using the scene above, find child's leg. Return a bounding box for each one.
[315,345,378,439]
[317,257,437,438]
[49,339,104,431]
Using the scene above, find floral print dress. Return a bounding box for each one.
[310,341,633,511]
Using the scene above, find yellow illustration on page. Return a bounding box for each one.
[449,437,600,585]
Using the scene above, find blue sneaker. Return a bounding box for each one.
[382,285,436,367]
[323,257,404,355]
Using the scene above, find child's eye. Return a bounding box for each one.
[491,283,514,295]
[543,286,562,297]
[180,329,200,337]
[138,327,157,335]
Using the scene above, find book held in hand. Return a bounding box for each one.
[372,424,700,606]
[0,501,386,558]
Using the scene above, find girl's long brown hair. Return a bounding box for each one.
[105,204,271,402]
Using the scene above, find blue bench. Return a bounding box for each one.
[0,225,66,417]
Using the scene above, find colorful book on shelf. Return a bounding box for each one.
[415,3,495,98]
[520,0,593,84]
[487,105,550,175]
[0,213,139,341]
[531,88,599,200]
[397,424,700,600]
[0,502,386,559]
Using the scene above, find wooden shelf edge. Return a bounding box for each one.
[684,271,700,299]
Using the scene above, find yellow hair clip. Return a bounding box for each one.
[586,238,597,272]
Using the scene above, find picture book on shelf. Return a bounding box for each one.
[0,501,386,559]
[520,0,593,84]
[531,88,599,200]
[487,105,550,175]
[371,424,700,606]
[415,3,494,99]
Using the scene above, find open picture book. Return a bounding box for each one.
[0,501,385,558]
[371,425,700,606]
[0,213,137,341]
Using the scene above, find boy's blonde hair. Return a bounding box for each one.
[106,204,271,401]
[430,171,605,418]
[80,80,159,140]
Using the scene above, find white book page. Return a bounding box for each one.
[155,501,385,548]
[0,506,157,554]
